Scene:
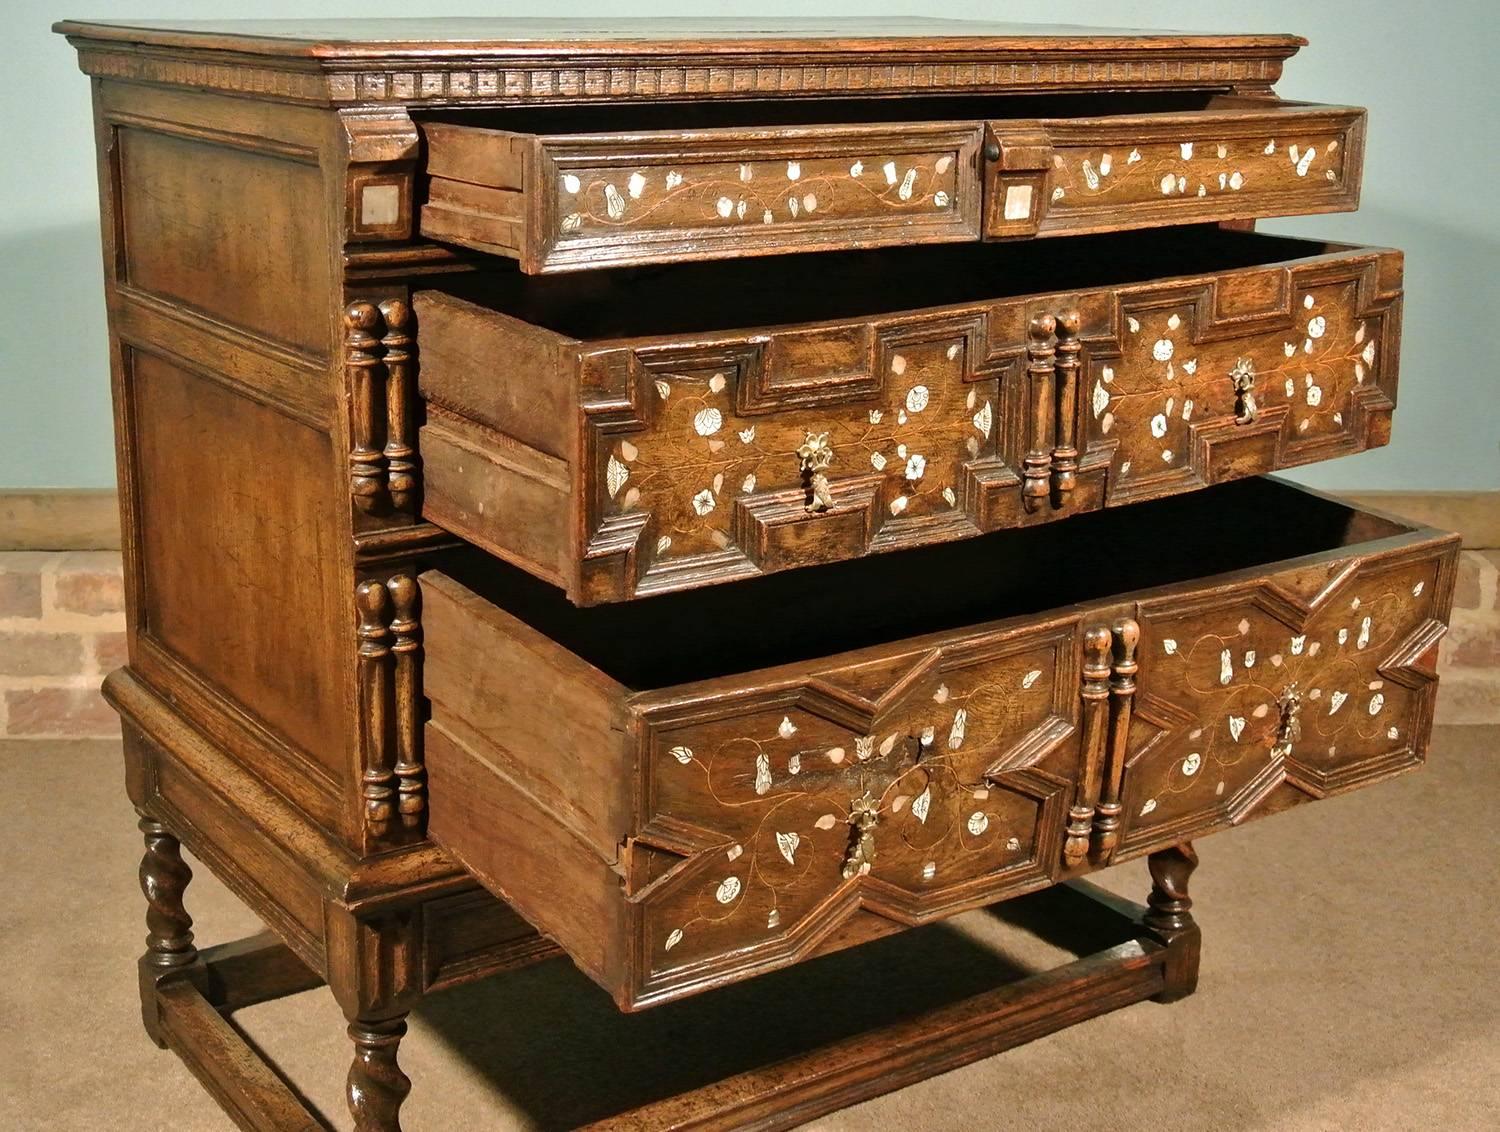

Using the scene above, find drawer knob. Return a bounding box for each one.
[840,792,880,879]
[1229,357,1259,424]
[796,431,836,513]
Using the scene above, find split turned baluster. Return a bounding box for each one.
[1021,313,1056,514]
[1091,616,1139,862]
[1065,625,1113,868]
[345,301,386,514]
[356,580,396,838]
[386,575,424,832]
[379,298,418,514]
[1050,309,1082,508]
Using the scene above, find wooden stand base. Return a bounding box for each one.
[135,823,1201,1132]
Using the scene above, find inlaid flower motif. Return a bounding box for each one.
[904,453,926,481]
[1182,752,1202,776]
[561,173,581,194]
[1153,338,1175,362]
[905,385,929,413]
[665,170,683,189]
[692,407,722,436]
[855,736,874,761]
[973,400,993,438]
[606,455,629,498]
[966,812,989,835]
[605,184,626,220]
[778,716,798,739]
[775,832,800,865]
[627,172,647,199]
[716,876,742,904]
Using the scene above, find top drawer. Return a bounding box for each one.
[420,95,1364,272]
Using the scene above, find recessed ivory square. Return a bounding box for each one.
[1003,183,1034,222]
[360,183,402,227]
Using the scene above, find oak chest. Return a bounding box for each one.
[56,16,1454,1131]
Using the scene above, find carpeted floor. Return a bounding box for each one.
[4,727,1497,1131]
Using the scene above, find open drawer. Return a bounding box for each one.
[419,94,1364,272]
[414,228,1403,604]
[422,479,1458,1009]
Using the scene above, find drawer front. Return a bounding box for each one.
[421,488,1458,1009]
[1111,541,1452,856]
[633,620,1085,996]
[420,101,1362,271]
[416,242,1402,604]
[985,99,1364,238]
[421,120,984,273]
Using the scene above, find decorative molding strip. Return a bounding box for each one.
[67,41,1293,108]
[1,490,1493,554]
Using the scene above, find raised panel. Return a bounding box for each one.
[116,126,332,356]
[129,350,349,783]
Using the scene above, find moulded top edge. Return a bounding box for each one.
[52,17,1307,62]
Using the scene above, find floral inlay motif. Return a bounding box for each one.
[1122,557,1441,840]
[1048,131,1347,207]
[556,149,962,238]
[647,643,1069,968]
[1091,279,1380,477]
[602,340,997,563]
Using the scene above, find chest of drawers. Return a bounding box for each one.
[55,16,1454,1131]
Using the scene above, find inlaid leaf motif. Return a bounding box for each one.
[654,379,671,400]
[948,708,968,750]
[1329,690,1348,715]
[754,753,771,796]
[815,814,837,830]
[1021,669,1042,689]
[606,455,629,498]
[1228,716,1246,742]
[627,172,647,199]
[665,928,684,951]
[911,787,932,824]
[605,183,626,220]
[879,733,899,757]
[776,831,800,865]
[716,876,742,904]
[670,745,693,764]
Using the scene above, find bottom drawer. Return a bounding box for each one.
[422,478,1457,1009]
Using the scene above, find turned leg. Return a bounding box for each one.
[137,812,199,1046]
[1144,841,1200,1003]
[348,1016,411,1132]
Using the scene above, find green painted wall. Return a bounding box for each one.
[4,0,1494,489]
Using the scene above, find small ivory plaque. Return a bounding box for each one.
[360,183,401,227]
[1003,183,1034,221]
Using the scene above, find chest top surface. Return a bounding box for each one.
[55,17,1305,107]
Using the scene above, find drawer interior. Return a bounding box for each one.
[421,90,1220,134]
[437,478,1411,690]
[429,227,1352,340]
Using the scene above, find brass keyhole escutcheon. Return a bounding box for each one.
[1229,357,1258,424]
[841,792,879,879]
[797,431,835,513]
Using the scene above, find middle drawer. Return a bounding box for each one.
[417,228,1401,604]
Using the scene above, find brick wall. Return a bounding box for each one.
[0,548,1495,737]
[1,552,126,737]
